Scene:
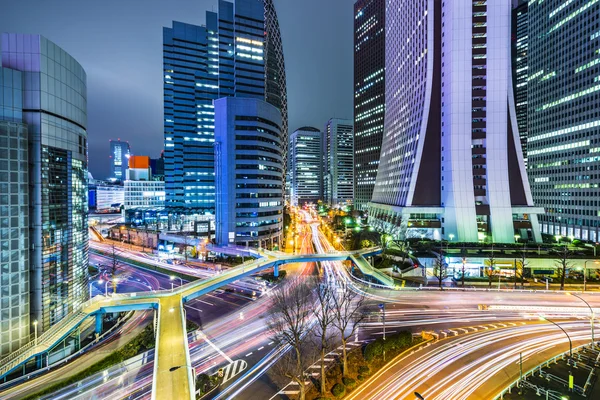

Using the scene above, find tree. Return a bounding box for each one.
[360,239,375,249]
[108,243,121,294]
[311,278,335,396]
[555,245,573,291]
[486,244,497,289]
[432,250,447,290]
[267,281,314,400]
[331,282,365,377]
[182,235,194,263]
[460,245,468,288]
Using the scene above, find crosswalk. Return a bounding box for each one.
[220,359,247,384]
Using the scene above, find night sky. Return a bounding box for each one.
[0,0,354,178]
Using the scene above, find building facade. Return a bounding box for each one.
[512,0,528,166]
[163,0,268,214]
[527,0,600,241]
[0,68,30,355]
[324,118,354,206]
[354,0,385,210]
[124,156,165,210]
[214,97,283,249]
[1,34,89,336]
[290,127,323,206]
[109,139,130,181]
[96,185,125,212]
[368,0,542,244]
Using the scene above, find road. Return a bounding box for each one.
[346,320,592,400]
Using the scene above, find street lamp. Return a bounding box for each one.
[566,292,595,347]
[514,234,520,243]
[539,315,573,359]
[582,260,600,292]
[449,234,454,241]
[33,320,38,347]
[555,234,562,243]
[170,275,182,291]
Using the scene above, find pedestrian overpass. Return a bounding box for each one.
[0,248,389,399]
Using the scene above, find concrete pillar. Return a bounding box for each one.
[35,354,44,369]
[274,264,279,277]
[95,313,103,335]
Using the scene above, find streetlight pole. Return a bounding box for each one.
[539,315,573,381]
[567,292,595,347]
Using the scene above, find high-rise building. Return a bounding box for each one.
[290,127,323,206]
[512,0,528,165]
[150,152,165,181]
[527,0,600,241]
[354,0,385,211]
[1,34,88,340]
[109,139,130,181]
[324,118,354,206]
[264,0,288,197]
[164,0,279,215]
[214,97,283,248]
[368,0,542,244]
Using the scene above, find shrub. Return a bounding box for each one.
[332,383,346,398]
[358,365,370,375]
[364,340,384,361]
[385,331,412,352]
[357,374,364,382]
[343,377,357,389]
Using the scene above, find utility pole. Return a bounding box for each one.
[379,303,386,361]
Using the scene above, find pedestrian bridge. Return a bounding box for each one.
[0,247,388,399]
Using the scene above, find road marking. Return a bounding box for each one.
[185,305,204,313]
[198,331,233,363]
[198,299,215,306]
[221,359,248,384]
[258,346,264,351]
[268,341,274,345]
[245,352,253,357]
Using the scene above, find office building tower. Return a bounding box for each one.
[150,152,165,181]
[95,185,125,212]
[290,127,323,206]
[354,0,385,210]
[214,97,283,248]
[264,0,288,197]
[1,34,88,338]
[324,118,354,206]
[109,139,130,181]
[527,0,600,241]
[0,67,29,356]
[124,156,165,211]
[163,0,270,214]
[368,0,542,244]
[512,0,528,165]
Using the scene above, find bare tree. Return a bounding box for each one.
[432,250,447,290]
[182,235,194,263]
[311,277,335,396]
[486,244,497,289]
[331,282,365,377]
[555,245,573,291]
[460,245,468,288]
[267,281,314,400]
[108,243,121,294]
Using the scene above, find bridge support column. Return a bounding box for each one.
[95,313,103,335]
[274,264,279,277]
[35,353,44,369]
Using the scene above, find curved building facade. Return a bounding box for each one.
[214,97,283,249]
[1,34,89,335]
[369,0,542,244]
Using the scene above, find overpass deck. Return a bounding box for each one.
[0,248,388,399]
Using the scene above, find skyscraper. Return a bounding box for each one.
[324,118,354,206]
[354,0,385,211]
[163,0,286,216]
[109,139,130,181]
[512,0,528,165]
[368,0,542,244]
[1,34,88,340]
[527,0,600,241]
[290,127,323,206]
[214,97,283,248]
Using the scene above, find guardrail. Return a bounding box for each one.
[493,343,593,399]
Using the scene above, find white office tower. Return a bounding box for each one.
[368,0,542,243]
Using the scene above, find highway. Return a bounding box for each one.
[346,320,592,400]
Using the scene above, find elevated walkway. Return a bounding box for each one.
[0,248,390,399]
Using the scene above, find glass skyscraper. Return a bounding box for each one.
[290,127,323,206]
[369,0,542,244]
[512,0,528,166]
[109,139,130,180]
[353,0,385,211]
[163,0,286,217]
[527,0,600,241]
[324,118,354,206]
[1,34,88,341]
